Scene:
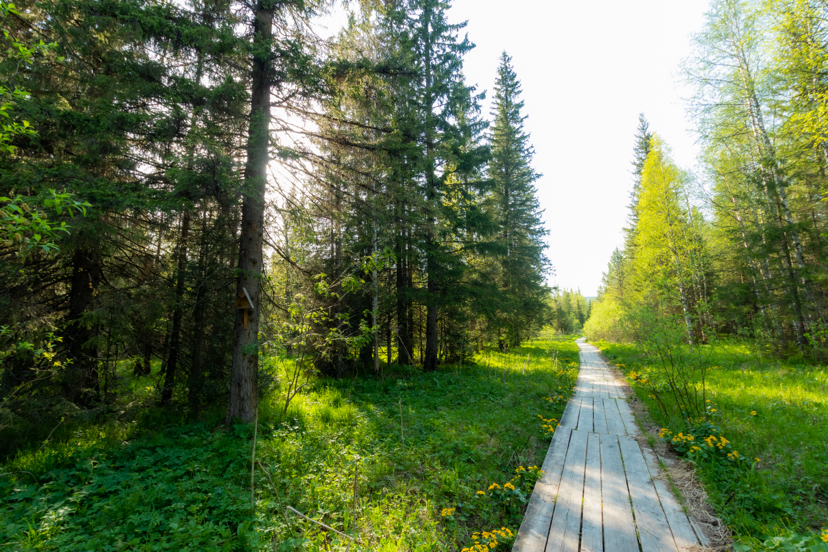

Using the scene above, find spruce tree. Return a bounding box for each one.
[487,51,548,347]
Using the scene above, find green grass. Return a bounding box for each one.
[594,338,828,545]
[0,333,580,551]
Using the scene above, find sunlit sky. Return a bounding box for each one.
[318,0,712,297]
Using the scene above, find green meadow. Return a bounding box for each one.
[0,335,579,551]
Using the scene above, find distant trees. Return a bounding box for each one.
[586,134,712,346]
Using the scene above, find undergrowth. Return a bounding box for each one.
[0,333,580,551]
[594,338,828,550]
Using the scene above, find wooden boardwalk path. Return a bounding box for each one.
[513,338,708,552]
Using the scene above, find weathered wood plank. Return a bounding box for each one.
[599,435,639,551]
[513,428,573,552]
[577,397,594,432]
[616,399,638,436]
[618,436,680,552]
[603,399,626,435]
[592,396,608,435]
[559,396,581,429]
[581,433,603,552]
[640,446,703,552]
[545,429,588,552]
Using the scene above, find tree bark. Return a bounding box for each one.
[161,211,190,405]
[227,1,273,423]
[423,3,439,373]
[64,246,102,406]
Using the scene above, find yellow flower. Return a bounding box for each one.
[750,411,757,416]
[504,482,515,491]
[476,490,485,495]
[710,408,717,413]
[441,507,455,517]
[820,528,828,542]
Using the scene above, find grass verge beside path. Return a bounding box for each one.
[593,339,828,549]
[0,334,580,551]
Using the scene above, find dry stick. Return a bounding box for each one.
[399,398,405,454]
[346,460,360,552]
[35,417,65,454]
[255,459,292,530]
[250,406,259,509]
[286,506,355,541]
[352,460,359,520]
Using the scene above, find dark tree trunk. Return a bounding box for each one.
[227,2,273,423]
[395,231,413,365]
[64,246,102,406]
[188,212,208,419]
[162,211,190,405]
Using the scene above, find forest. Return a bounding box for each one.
[0,0,590,549]
[0,0,562,433]
[584,0,828,548]
[4,0,828,549]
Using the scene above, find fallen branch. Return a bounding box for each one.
[286,506,355,541]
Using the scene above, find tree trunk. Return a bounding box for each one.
[162,211,190,405]
[64,246,102,406]
[227,2,273,423]
[188,211,208,419]
[423,4,439,373]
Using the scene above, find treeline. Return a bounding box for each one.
[586,0,828,357]
[0,0,550,434]
[547,289,590,335]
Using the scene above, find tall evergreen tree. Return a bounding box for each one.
[487,51,549,347]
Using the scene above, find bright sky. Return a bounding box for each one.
[317,0,712,297]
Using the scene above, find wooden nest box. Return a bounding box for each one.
[234,287,255,329]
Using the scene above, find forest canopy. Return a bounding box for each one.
[0,0,553,440]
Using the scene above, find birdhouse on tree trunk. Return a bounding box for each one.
[234,287,255,329]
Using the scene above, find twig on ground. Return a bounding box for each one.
[399,398,404,454]
[287,506,355,541]
[250,406,258,509]
[256,459,292,530]
[35,416,65,454]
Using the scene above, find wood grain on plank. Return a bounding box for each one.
[618,436,680,552]
[581,433,603,552]
[513,428,573,552]
[639,446,703,552]
[577,397,594,433]
[603,398,626,436]
[593,396,608,435]
[599,435,639,551]
[559,396,581,429]
[545,429,589,552]
[615,399,638,437]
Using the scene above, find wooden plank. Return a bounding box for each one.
[603,398,626,435]
[559,396,581,429]
[581,433,603,552]
[592,395,608,435]
[618,436,680,552]
[639,447,703,552]
[616,399,639,436]
[513,428,573,552]
[545,429,588,552]
[599,435,639,551]
[577,397,594,432]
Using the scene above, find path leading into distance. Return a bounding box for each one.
[513,338,709,552]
